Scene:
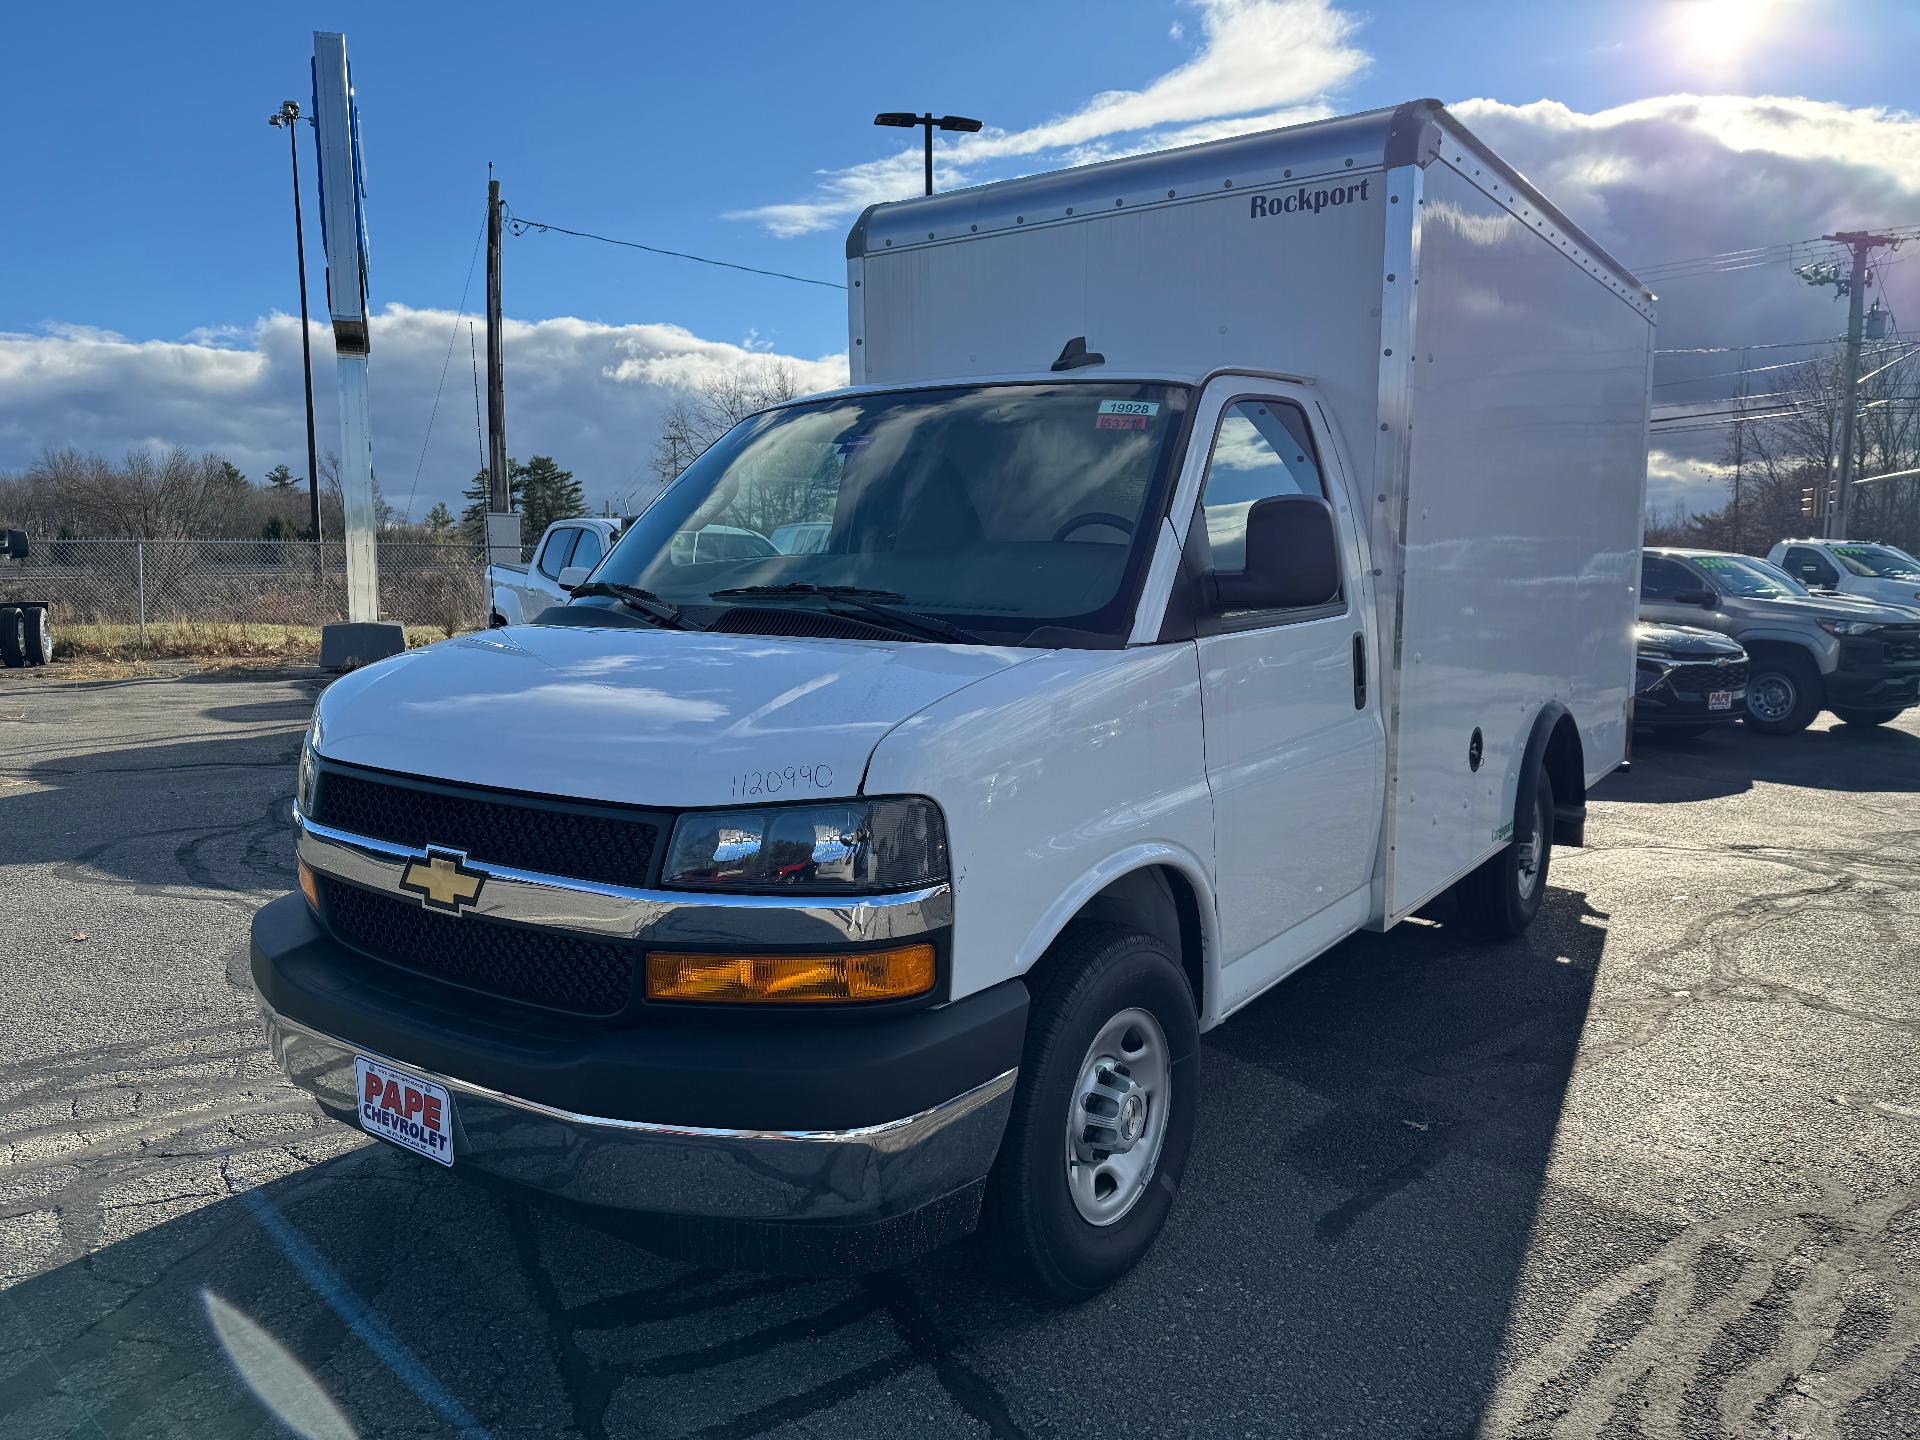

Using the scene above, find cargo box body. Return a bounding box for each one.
[845,100,1655,921]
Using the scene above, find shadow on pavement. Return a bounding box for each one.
[1608,719,1920,803]
[0,883,1607,1438]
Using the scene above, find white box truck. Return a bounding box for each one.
[253,100,1654,1298]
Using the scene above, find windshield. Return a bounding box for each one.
[1691,554,1804,599]
[588,382,1191,644]
[1743,556,1814,595]
[1831,543,1920,580]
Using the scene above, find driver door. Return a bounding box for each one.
[1175,381,1386,1011]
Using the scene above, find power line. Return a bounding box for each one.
[403,207,489,523]
[504,209,847,291]
[1656,336,1846,355]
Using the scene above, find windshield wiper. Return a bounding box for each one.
[707,583,986,645]
[568,581,704,630]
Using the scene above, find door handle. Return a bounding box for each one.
[1351,632,1367,710]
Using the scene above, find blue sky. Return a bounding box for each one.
[4,0,1918,515]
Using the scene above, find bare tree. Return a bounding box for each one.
[647,358,802,489]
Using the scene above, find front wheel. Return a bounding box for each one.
[1455,768,1553,939]
[982,923,1198,1301]
[1743,653,1821,734]
[1832,705,1904,728]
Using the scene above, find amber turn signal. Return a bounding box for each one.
[645,945,936,1004]
[297,856,321,912]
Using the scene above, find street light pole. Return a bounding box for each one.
[874,112,984,195]
[269,100,323,541]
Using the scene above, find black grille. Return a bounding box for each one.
[1668,658,1748,698]
[1886,627,1920,663]
[707,606,903,642]
[321,877,634,1015]
[314,769,660,888]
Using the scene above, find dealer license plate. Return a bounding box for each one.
[1708,690,1733,711]
[354,1056,454,1166]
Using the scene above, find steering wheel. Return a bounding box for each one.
[1052,511,1136,542]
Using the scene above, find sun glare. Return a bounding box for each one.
[1669,0,1784,69]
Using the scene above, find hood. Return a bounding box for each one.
[1741,592,1920,626]
[1840,575,1920,609]
[314,625,1036,808]
[1635,622,1743,657]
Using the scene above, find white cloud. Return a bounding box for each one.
[1646,448,1734,513]
[0,308,847,519]
[730,0,1368,237]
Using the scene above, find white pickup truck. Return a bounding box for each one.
[1767,538,1920,609]
[485,516,625,627]
[255,100,1651,1298]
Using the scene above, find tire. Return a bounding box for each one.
[1832,705,1903,728]
[1742,652,1821,734]
[1455,768,1553,940]
[0,608,24,669]
[982,923,1199,1302]
[22,606,50,666]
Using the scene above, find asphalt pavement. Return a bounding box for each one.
[0,668,1916,1439]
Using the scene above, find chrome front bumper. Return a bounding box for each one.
[262,1006,1016,1224]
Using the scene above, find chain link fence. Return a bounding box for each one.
[0,539,489,638]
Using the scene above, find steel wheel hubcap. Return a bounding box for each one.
[1065,1007,1171,1226]
[1750,674,1795,722]
[1516,792,1549,900]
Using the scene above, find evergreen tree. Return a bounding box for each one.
[424,501,455,535]
[457,456,582,546]
[459,462,524,544]
[518,456,585,540]
[265,463,298,492]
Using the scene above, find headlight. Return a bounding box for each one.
[661,797,948,892]
[296,709,321,816]
[1818,619,1883,636]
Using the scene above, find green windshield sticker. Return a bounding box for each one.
[1834,546,1870,557]
[1694,556,1737,569]
[1097,400,1159,417]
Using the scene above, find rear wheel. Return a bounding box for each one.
[22,606,50,666]
[982,923,1198,1302]
[1832,705,1903,728]
[1455,769,1553,939]
[0,608,24,668]
[1742,652,1821,734]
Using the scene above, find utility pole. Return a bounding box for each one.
[485,175,509,514]
[268,101,323,541]
[1730,347,1745,552]
[1797,231,1903,539]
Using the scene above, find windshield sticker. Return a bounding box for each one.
[1693,556,1737,570]
[835,435,872,454]
[1096,414,1150,430]
[1097,400,1160,417]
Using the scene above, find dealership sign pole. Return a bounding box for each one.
[311,31,404,667]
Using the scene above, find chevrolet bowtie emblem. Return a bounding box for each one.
[399,847,486,915]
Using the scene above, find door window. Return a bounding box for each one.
[1783,546,1838,588]
[1197,401,1327,573]
[1639,556,1697,602]
[569,527,604,573]
[537,527,579,580]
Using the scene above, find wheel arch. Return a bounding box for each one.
[1517,701,1587,847]
[1013,845,1218,1026]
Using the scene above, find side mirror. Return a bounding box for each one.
[1674,588,1716,608]
[1207,494,1341,613]
[2,529,25,560]
[556,564,590,593]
